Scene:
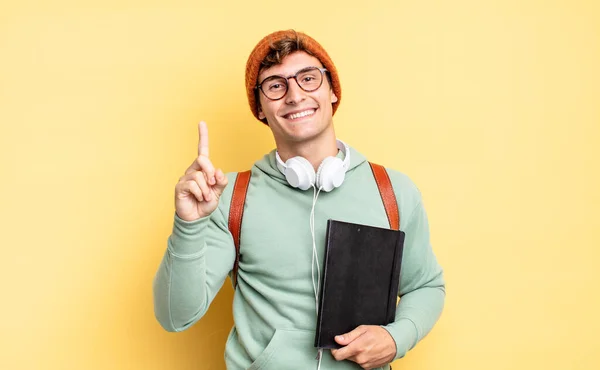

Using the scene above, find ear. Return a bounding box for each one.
[331,90,338,104]
[258,105,266,120]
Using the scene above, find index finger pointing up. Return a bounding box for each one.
[198,121,209,158]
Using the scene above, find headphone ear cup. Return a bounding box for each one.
[285,157,315,190]
[316,157,346,192]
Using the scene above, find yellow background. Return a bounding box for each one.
[1,0,599,369]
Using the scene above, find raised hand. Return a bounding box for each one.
[175,121,228,221]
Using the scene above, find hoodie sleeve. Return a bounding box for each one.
[152,180,236,332]
[383,193,446,360]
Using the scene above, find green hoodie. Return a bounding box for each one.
[153,146,445,369]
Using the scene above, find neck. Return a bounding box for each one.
[276,131,339,172]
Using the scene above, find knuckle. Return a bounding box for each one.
[176,186,186,195]
[356,355,367,365]
[194,172,205,183]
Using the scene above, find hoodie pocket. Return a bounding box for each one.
[247,328,317,370]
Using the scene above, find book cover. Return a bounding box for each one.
[314,219,405,349]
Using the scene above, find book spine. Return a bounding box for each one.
[386,233,405,323]
[314,220,333,348]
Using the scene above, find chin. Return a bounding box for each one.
[285,127,329,144]
[267,115,333,142]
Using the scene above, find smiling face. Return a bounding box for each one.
[257,51,338,146]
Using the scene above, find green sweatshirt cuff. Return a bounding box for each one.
[169,212,211,257]
[382,318,418,360]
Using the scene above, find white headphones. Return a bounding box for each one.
[275,139,351,192]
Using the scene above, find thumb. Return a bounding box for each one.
[212,169,229,195]
[335,326,367,346]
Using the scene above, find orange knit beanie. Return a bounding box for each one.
[245,30,342,123]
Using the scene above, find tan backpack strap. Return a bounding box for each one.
[369,162,400,230]
[228,170,251,287]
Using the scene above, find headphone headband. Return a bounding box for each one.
[275,139,350,192]
[275,139,350,174]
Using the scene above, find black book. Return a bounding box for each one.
[314,219,405,349]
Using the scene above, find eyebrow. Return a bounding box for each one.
[260,66,321,82]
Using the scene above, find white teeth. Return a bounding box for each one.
[288,109,315,120]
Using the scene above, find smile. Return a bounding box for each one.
[284,109,316,120]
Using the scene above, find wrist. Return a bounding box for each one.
[169,212,211,256]
[382,319,418,360]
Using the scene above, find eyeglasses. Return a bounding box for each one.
[256,66,328,101]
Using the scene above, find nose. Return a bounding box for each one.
[284,78,306,105]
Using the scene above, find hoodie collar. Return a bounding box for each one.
[254,144,367,182]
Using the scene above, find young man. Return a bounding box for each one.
[153,30,445,370]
